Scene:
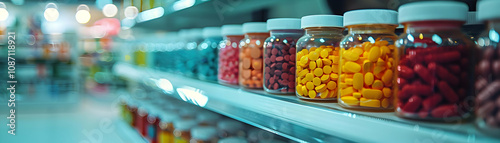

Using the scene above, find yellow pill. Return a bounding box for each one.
[362,89,383,99]
[309,47,317,52]
[362,60,373,73]
[372,80,384,89]
[353,73,364,90]
[330,73,339,81]
[327,81,337,90]
[306,82,314,90]
[364,72,374,86]
[381,46,390,55]
[344,51,359,61]
[298,69,309,77]
[296,85,304,96]
[340,74,346,81]
[308,90,317,99]
[309,51,320,60]
[300,56,309,65]
[376,58,385,66]
[323,66,332,74]
[297,66,302,72]
[320,90,329,99]
[316,59,323,68]
[301,86,308,96]
[305,73,314,81]
[322,59,332,65]
[313,77,321,86]
[376,40,389,46]
[341,96,359,106]
[362,51,369,58]
[345,78,353,85]
[332,56,340,64]
[381,98,390,108]
[373,66,386,75]
[353,92,362,98]
[301,49,309,54]
[383,87,392,98]
[352,48,364,56]
[309,61,317,69]
[321,75,330,82]
[341,87,354,97]
[314,68,323,77]
[320,49,329,58]
[328,89,337,98]
[344,62,361,73]
[381,69,393,86]
[315,84,327,92]
[368,46,381,62]
[388,45,396,50]
[360,98,381,107]
[332,65,340,73]
[297,76,302,83]
[315,47,322,53]
[301,78,308,84]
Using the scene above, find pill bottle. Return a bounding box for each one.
[263,18,304,94]
[395,1,474,121]
[217,119,245,138]
[239,22,269,89]
[158,110,180,143]
[475,0,500,135]
[295,15,344,100]
[190,126,218,143]
[198,27,222,81]
[136,104,149,137]
[463,12,484,42]
[161,32,178,72]
[217,137,248,143]
[196,111,221,126]
[134,43,147,67]
[218,25,244,85]
[146,107,160,143]
[175,29,189,74]
[128,101,138,127]
[185,28,203,78]
[173,119,198,143]
[338,9,398,111]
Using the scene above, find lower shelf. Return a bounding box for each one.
[113,62,499,143]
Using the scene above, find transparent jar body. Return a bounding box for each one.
[263,30,304,94]
[147,115,159,142]
[198,37,222,81]
[134,44,148,67]
[295,27,344,100]
[184,38,203,78]
[158,122,175,143]
[173,130,191,143]
[475,20,500,134]
[338,24,398,111]
[174,41,187,75]
[218,35,243,85]
[395,21,475,121]
[239,33,269,89]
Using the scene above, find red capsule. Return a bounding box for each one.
[431,104,459,118]
[403,95,422,113]
[398,65,414,79]
[418,109,429,118]
[446,64,461,75]
[437,81,459,103]
[422,93,443,111]
[424,51,461,63]
[435,64,459,87]
[400,84,433,98]
[414,64,436,85]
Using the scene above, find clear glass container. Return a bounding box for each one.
[158,112,180,143]
[185,29,203,78]
[198,27,222,81]
[146,110,159,143]
[239,22,269,89]
[475,0,500,135]
[295,15,344,100]
[263,18,303,94]
[395,1,474,121]
[338,9,398,111]
[218,25,244,85]
[173,119,197,143]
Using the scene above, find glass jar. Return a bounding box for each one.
[174,30,189,74]
[338,9,398,111]
[463,12,485,42]
[158,111,180,143]
[395,1,474,121]
[146,107,160,143]
[190,126,218,143]
[475,0,500,135]
[173,119,197,143]
[239,22,269,89]
[263,18,304,94]
[136,104,149,137]
[217,119,245,138]
[218,25,244,85]
[185,28,203,78]
[295,15,344,100]
[198,27,222,81]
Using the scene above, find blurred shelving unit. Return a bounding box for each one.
[113,62,500,143]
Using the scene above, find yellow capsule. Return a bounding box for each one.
[360,98,381,107]
[320,49,329,58]
[316,59,323,68]
[376,40,389,46]
[301,49,309,54]
[341,96,360,106]
[308,90,317,99]
[362,60,373,73]
[383,87,392,98]
[332,56,340,64]
[309,61,317,69]
[323,66,332,74]
[296,76,302,83]
[305,73,314,81]
[332,65,340,73]
[386,61,392,68]
[301,78,308,84]
[368,46,381,62]
[353,92,362,98]
[315,84,327,92]
[372,80,384,89]
[306,82,314,90]
[330,73,339,81]
[364,72,374,86]
[352,48,364,56]
[300,56,309,65]
[315,47,322,53]
[328,89,337,98]
[344,62,361,73]
[298,69,309,78]
[339,83,347,89]
[296,85,304,96]
[340,74,346,81]
[345,78,353,85]
[309,51,320,60]
[353,73,364,90]
[301,86,308,96]
[314,68,324,77]
[381,69,393,86]
[376,58,385,66]
[381,98,390,108]
[373,66,386,75]
[320,89,329,99]
[343,51,359,61]
[327,81,337,90]
[362,88,383,99]
[341,87,354,97]
[322,59,332,65]
[297,66,302,73]
[381,46,390,56]
[309,47,317,52]
[313,77,321,86]
[321,75,330,82]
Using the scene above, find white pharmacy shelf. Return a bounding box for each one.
[113,62,500,143]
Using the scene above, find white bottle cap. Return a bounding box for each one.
[266,18,301,30]
[300,15,343,29]
[465,12,481,25]
[173,119,197,131]
[477,0,500,21]
[222,25,243,36]
[398,1,468,23]
[242,22,267,33]
[217,119,244,132]
[218,137,248,143]
[189,28,203,39]
[202,27,222,38]
[190,126,217,140]
[343,9,398,26]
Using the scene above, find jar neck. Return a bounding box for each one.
[305,27,344,36]
[225,35,244,41]
[486,20,500,31]
[346,24,396,34]
[269,29,304,36]
[404,20,464,33]
[244,33,269,39]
